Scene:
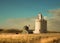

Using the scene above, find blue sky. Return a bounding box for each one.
[0,0,60,27]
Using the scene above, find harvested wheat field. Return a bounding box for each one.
[0,33,60,43]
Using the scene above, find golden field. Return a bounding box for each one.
[0,33,60,43]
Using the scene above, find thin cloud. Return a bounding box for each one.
[0,17,35,30]
[47,8,60,32]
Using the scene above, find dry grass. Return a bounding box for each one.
[0,33,60,43]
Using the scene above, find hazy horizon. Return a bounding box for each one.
[0,0,60,32]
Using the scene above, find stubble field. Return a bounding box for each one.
[0,33,60,43]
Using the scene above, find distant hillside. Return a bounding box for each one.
[0,29,60,34]
[0,29,23,34]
